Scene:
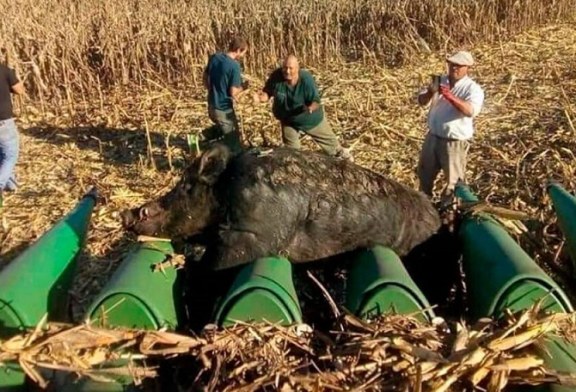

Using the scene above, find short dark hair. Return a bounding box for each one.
[229,37,248,52]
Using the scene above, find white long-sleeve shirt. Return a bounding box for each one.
[425,75,484,140]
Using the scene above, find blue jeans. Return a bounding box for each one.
[0,118,19,191]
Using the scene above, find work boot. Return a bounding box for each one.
[201,125,223,143]
[335,147,354,162]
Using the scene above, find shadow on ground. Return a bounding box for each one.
[68,237,143,322]
[0,241,31,270]
[22,124,193,172]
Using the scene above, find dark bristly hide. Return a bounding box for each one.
[121,144,442,271]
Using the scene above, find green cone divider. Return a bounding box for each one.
[547,183,576,276]
[345,246,435,322]
[0,188,97,391]
[456,184,576,392]
[58,241,182,392]
[455,185,572,317]
[85,241,181,330]
[215,257,302,327]
[0,362,27,392]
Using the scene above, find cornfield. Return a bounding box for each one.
[1,0,575,104]
[2,0,576,390]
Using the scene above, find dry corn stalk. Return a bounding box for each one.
[1,305,576,391]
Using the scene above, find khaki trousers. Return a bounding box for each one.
[418,132,470,198]
[281,117,342,156]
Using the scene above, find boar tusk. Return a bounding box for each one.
[137,235,172,243]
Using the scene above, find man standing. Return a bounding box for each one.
[253,55,351,160]
[202,37,248,154]
[417,50,484,201]
[0,55,25,207]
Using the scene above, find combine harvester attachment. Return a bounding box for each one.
[456,184,576,392]
[57,240,183,392]
[0,188,97,391]
[345,245,435,322]
[85,240,182,330]
[215,257,302,327]
[547,182,576,276]
[215,246,435,327]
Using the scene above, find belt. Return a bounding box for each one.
[431,133,466,142]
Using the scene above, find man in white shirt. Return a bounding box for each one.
[417,50,485,202]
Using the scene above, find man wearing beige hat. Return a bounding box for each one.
[417,50,484,202]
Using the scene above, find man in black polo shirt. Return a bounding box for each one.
[0,56,25,206]
[254,55,351,160]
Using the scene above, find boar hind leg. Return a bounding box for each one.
[203,230,277,271]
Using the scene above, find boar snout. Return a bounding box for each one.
[120,205,158,229]
[119,202,168,237]
[120,209,138,229]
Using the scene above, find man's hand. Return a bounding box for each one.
[439,85,456,103]
[439,84,474,117]
[10,81,25,95]
[306,102,320,113]
[429,75,441,94]
[253,91,269,104]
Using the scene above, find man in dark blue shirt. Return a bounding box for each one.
[202,37,248,154]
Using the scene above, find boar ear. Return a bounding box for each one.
[198,144,232,185]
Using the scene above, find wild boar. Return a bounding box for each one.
[121,144,442,271]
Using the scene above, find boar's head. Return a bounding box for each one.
[120,143,232,239]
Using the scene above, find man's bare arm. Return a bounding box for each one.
[230,85,243,101]
[253,91,270,103]
[418,89,434,106]
[440,85,474,117]
[202,70,210,90]
[11,81,25,95]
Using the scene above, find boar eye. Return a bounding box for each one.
[139,208,149,220]
[184,183,193,193]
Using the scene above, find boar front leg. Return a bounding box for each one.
[202,229,280,271]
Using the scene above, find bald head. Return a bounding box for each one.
[283,55,299,68]
[282,54,300,85]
